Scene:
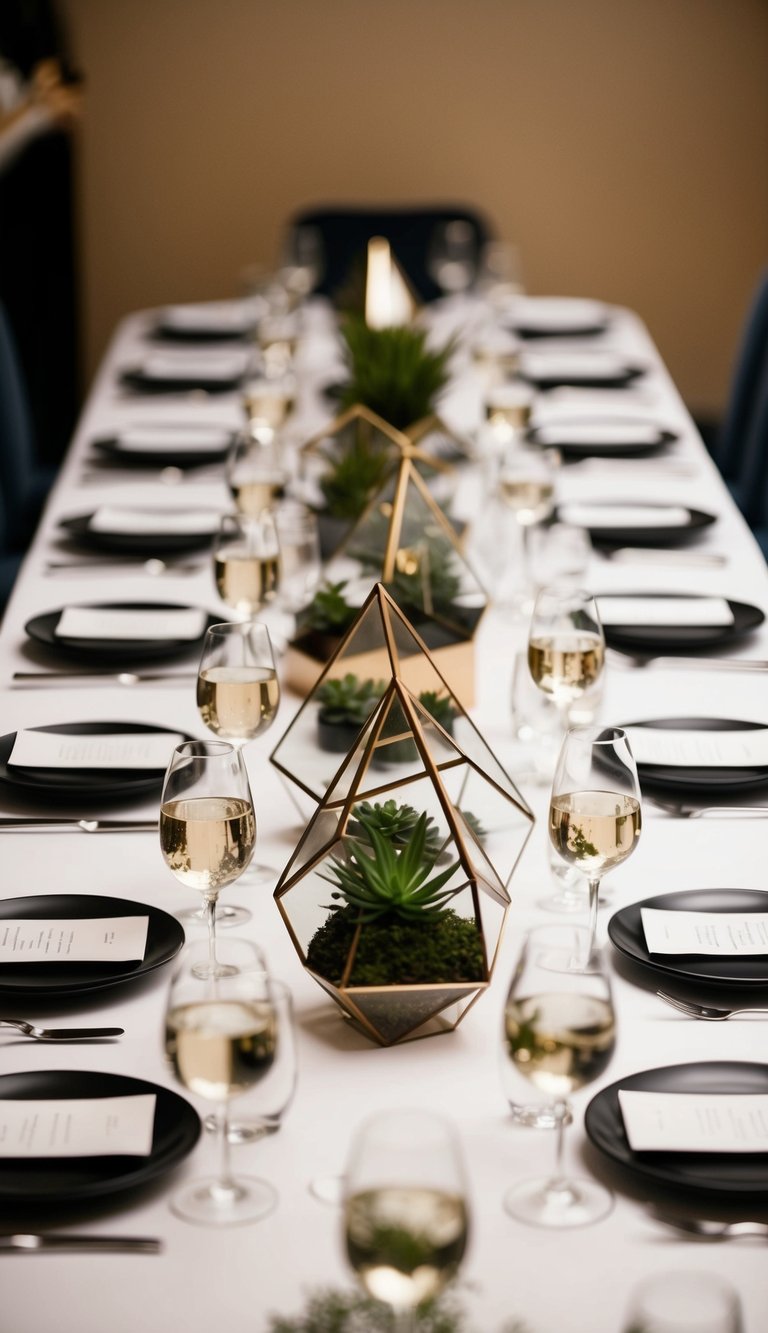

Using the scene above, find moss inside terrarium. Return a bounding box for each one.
[305,905,485,987]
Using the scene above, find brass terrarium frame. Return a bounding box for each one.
[273,585,534,1045]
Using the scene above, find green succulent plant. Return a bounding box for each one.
[316,674,385,727]
[320,812,459,923]
[417,690,458,734]
[352,799,442,856]
[318,434,393,521]
[339,318,455,430]
[299,581,358,635]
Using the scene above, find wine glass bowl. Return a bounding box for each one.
[213,511,280,619]
[197,621,280,750]
[502,924,616,1227]
[227,430,291,511]
[527,585,605,726]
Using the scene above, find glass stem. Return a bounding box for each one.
[392,1308,416,1333]
[587,878,600,954]
[204,894,218,975]
[218,1104,235,1191]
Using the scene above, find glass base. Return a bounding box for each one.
[509,1102,573,1130]
[191,959,238,981]
[308,1173,345,1206]
[239,861,278,886]
[170,1174,277,1226]
[537,889,586,914]
[176,902,252,929]
[503,1175,613,1228]
[203,1114,276,1145]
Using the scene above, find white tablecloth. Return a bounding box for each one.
[1,299,767,1332]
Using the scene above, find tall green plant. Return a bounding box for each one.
[339,318,454,430]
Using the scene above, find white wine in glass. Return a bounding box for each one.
[214,511,280,619]
[227,432,290,516]
[497,442,555,609]
[344,1110,469,1327]
[549,725,641,953]
[528,585,605,729]
[502,924,616,1228]
[160,740,255,978]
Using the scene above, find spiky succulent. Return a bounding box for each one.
[352,799,442,856]
[299,581,358,635]
[339,318,454,430]
[418,690,458,734]
[316,674,384,727]
[320,812,459,923]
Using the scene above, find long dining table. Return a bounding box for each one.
[1,293,767,1333]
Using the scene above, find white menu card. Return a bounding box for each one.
[597,596,734,627]
[139,350,249,381]
[55,606,207,641]
[116,426,231,453]
[641,907,768,956]
[0,1095,156,1157]
[0,917,149,963]
[536,423,661,447]
[559,503,690,528]
[8,730,184,770]
[625,726,768,768]
[89,507,220,535]
[619,1088,768,1153]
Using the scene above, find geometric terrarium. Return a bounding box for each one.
[284,453,487,702]
[273,588,534,1045]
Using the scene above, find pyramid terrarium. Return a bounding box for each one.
[285,451,486,701]
[273,586,534,1046]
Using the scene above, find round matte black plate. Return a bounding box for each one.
[565,505,717,546]
[59,512,218,554]
[608,889,768,987]
[0,894,184,998]
[92,434,233,468]
[522,360,645,389]
[603,593,764,650]
[513,317,609,339]
[121,367,242,394]
[25,601,218,663]
[585,1062,768,1197]
[0,1069,199,1204]
[152,321,248,343]
[624,715,768,794]
[527,419,678,459]
[0,720,190,802]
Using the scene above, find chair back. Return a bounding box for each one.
[715,269,768,482]
[0,303,49,548]
[285,203,494,304]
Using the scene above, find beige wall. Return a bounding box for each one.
[62,0,768,415]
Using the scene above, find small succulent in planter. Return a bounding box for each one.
[306,811,485,990]
[375,689,458,767]
[318,433,393,523]
[338,318,455,432]
[299,580,359,636]
[348,799,443,859]
[315,673,385,753]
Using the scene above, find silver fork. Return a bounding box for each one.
[607,647,768,672]
[0,1019,124,1041]
[643,796,768,818]
[656,991,768,1021]
[650,1210,768,1240]
[46,558,202,576]
[0,1233,162,1253]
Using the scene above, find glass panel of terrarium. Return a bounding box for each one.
[275,846,347,958]
[386,474,486,636]
[471,870,510,974]
[449,715,534,817]
[452,765,534,887]
[347,986,480,1045]
[316,587,397,673]
[408,694,468,768]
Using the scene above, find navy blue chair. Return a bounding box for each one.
[737,372,768,559]
[713,269,768,506]
[0,303,55,551]
[285,204,494,305]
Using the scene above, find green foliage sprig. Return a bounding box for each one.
[339,318,454,430]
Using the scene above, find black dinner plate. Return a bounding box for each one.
[121,367,243,394]
[151,321,248,343]
[585,1061,768,1198]
[59,511,218,554]
[521,359,645,390]
[92,432,234,468]
[0,720,190,803]
[527,418,678,460]
[601,593,764,651]
[562,504,717,546]
[0,1069,199,1205]
[624,716,768,794]
[608,889,768,988]
[25,601,218,663]
[512,316,609,339]
[0,894,184,999]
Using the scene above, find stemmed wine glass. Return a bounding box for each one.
[549,725,642,953]
[213,511,280,620]
[527,585,605,733]
[496,441,556,608]
[227,430,291,513]
[164,940,290,1225]
[343,1110,469,1331]
[197,620,281,888]
[159,740,255,979]
[502,924,616,1228]
[427,220,477,296]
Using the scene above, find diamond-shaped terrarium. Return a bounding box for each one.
[273,587,534,1046]
[285,456,486,703]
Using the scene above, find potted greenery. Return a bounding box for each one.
[338,318,454,433]
[315,674,385,753]
[305,807,485,996]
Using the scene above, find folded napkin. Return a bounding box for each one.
[535,422,662,447]
[625,726,768,768]
[522,351,633,381]
[55,606,207,641]
[560,503,690,528]
[137,349,250,381]
[597,596,734,627]
[159,299,258,334]
[513,297,607,330]
[89,506,220,535]
[8,730,185,770]
[113,425,232,453]
[619,1088,768,1153]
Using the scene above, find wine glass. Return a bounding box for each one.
[527,585,605,732]
[213,511,280,620]
[343,1110,469,1330]
[427,220,477,296]
[485,380,534,444]
[159,740,255,979]
[274,501,322,614]
[549,725,642,954]
[280,223,324,302]
[164,940,287,1225]
[197,620,280,887]
[502,924,616,1227]
[496,440,556,609]
[622,1272,741,1333]
[239,367,295,447]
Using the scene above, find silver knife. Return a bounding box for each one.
[608,649,768,672]
[11,671,197,686]
[0,1233,162,1254]
[0,819,157,833]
